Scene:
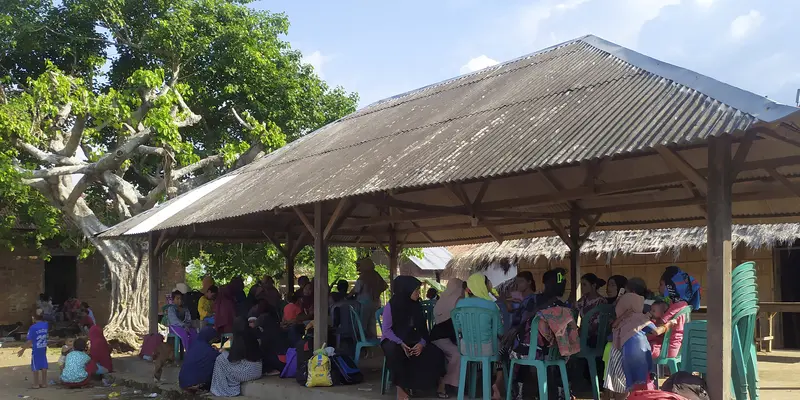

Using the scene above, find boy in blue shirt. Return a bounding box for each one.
[18,309,49,388]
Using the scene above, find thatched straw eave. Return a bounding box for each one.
[446,223,800,275]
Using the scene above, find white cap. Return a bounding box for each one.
[173,283,189,294]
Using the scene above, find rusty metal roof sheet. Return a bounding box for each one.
[100,34,800,239]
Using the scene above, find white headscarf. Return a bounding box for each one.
[433,279,464,324]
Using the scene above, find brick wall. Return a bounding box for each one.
[0,247,185,326]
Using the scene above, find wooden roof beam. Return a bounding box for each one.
[445,182,503,244]
[293,207,316,239]
[766,168,800,198]
[656,146,708,196]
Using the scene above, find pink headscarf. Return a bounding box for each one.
[613,293,652,350]
[434,279,464,324]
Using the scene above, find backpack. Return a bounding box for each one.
[306,351,333,388]
[294,336,313,385]
[139,333,164,360]
[331,354,363,385]
[183,290,204,320]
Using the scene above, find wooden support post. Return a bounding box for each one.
[286,234,295,297]
[148,232,160,334]
[706,135,733,400]
[569,213,581,304]
[389,230,398,293]
[313,202,329,349]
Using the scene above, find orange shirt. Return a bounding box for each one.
[283,302,302,322]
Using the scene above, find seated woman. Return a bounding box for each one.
[167,290,196,351]
[457,273,504,353]
[381,276,447,400]
[61,338,95,388]
[211,318,263,397]
[257,312,287,376]
[574,273,608,345]
[282,291,312,345]
[430,278,464,392]
[605,275,628,304]
[214,285,237,335]
[88,326,112,375]
[605,279,658,397]
[507,271,537,330]
[179,326,219,392]
[649,266,700,359]
[497,268,578,400]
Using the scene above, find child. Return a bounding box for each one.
[18,309,49,388]
[61,338,96,387]
[167,290,196,352]
[199,285,217,325]
[58,338,75,373]
[81,302,96,325]
[646,300,679,359]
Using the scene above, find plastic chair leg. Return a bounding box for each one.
[667,359,679,375]
[468,363,478,399]
[747,345,759,400]
[380,357,388,395]
[458,358,469,400]
[354,343,363,365]
[505,360,516,400]
[535,365,548,399]
[558,363,570,400]
[172,336,181,361]
[587,358,600,400]
[481,360,491,400]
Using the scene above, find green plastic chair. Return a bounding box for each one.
[167,331,184,360]
[376,306,391,395]
[574,304,614,400]
[679,320,708,375]
[732,261,760,400]
[654,305,692,375]
[505,315,570,400]
[349,305,380,365]
[452,306,503,400]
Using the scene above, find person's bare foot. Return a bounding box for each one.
[40,383,48,388]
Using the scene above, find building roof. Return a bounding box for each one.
[446,223,800,274]
[408,247,453,271]
[99,34,800,246]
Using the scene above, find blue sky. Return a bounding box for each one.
[253,0,799,109]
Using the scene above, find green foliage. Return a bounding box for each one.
[0,0,359,268]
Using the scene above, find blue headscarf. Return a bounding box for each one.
[661,266,701,311]
[178,327,219,389]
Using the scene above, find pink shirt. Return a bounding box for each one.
[650,301,688,358]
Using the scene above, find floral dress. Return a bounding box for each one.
[210,351,262,397]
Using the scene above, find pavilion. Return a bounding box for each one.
[100,35,800,398]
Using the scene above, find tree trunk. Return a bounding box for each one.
[64,195,150,347]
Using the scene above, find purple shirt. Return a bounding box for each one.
[381,303,426,346]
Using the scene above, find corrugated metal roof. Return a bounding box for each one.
[408,247,453,271]
[100,34,800,239]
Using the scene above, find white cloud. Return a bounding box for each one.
[302,50,331,78]
[460,55,499,74]
[695,0,713,8]
[730,10,764,40]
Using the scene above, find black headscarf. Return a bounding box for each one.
[388,276,427,344]
[228,317,261,363]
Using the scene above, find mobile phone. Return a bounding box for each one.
[618,288,626,297]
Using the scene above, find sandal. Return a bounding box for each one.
[437,392,450,399]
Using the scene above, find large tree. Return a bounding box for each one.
[0,0,358,343]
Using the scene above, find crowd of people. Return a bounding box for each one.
[19,306,112,389]
[378,266,705,400]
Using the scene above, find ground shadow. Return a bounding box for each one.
[757,354,800,364]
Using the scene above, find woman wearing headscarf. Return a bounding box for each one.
[179,326,219,392]
[574,273,608,344]
[202,275,216,293]
[88,325,113,374]
[430,278,465,389]
[649,266,700,359]
[215,284,237,334]
[228,276,249,318]
[257,312,288,376]
[457,274,503,350]
[604,278,657,397]
[606,275,628,304]
[498,268,577,400]
[211,318,263,397]
[381,276,447,400]
[352,258,388,339]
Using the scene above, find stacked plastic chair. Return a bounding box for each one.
[679,261,759,400]
[574,304,615,400]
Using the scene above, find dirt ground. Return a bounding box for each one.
[0,344,163,400]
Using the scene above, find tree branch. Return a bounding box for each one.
[22,164,92,178]
[172,154,223,179]
[231,108,254,130]
[136,145,166,156]
[60,116,87,157]
[232,143,264,170]
[16,139,86,166]
[101,171,144,212]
